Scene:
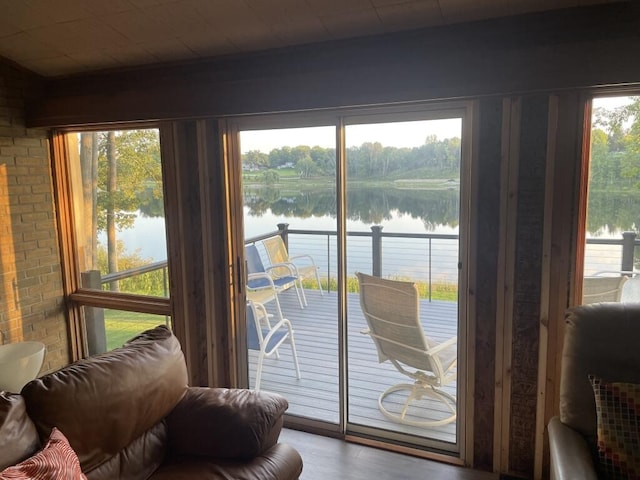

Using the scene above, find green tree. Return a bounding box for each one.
[262,170,280,184]
[80,129,163,287]
[243,150,269,169]
[97,242,166,296]
[296,156,317,178]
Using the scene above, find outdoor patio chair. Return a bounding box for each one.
[246,243,302,319]
[262,235,324,307]
[247,300,301,391]
[582,275,628,304]
[356,272,457,427]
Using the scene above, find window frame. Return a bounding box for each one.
[51,125,171,360]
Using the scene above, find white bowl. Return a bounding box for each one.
[0,341,45,393]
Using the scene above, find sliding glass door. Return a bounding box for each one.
[239,124,340,425]
[232,104,470,454]
[344,113,465,450]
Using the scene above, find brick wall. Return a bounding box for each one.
[0,59,69,374]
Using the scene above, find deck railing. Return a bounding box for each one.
[88,229,640,298]
[83,228,639,353]
[246,223,459,300]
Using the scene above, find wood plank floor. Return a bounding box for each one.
[248,288,459,445]
[279,428,496,480]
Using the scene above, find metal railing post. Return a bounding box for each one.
[326,234,331,293]
[622,231,637,273]
[428,238,432,302]
[278,223,290,250]
[81,270,107,355]
[371,225,383,277]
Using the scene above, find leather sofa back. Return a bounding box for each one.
[0,392,40,470]
[560,303,640,444]
[22,326,188,478]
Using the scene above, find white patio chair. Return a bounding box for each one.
[582,275,628,304]
[356,272,457,427]
[246,243,301,319]
[262,235,323,307]
[246,300,301,391]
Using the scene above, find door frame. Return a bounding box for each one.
[225,99,477,463]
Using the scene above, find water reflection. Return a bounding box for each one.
[244,187,460,232]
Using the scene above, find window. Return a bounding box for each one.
[582,95,640,304]
[57,128,171,355]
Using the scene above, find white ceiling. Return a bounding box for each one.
[0,0,622,78]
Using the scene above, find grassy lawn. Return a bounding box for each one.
[308,277,458,302]
[104,310,168,351]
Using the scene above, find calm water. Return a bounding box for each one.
[112,187,638,280]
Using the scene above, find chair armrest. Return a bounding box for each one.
[166,387,288,460]
[548,416,598,480]
[247,272,276,289]
[266,262,299,277]
[425,336,457,355]
[289,254,317,267]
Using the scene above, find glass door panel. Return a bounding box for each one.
[239,126,340,424]
[344,116,463,451]
[582,95,640,305]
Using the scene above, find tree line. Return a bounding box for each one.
[590,97,640,191]
[243,135,461,179]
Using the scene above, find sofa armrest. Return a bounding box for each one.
[548,416,598,480]
[165,387,288,460]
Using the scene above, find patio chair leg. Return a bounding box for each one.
[315,271,324,296]
[298,280,308,306]
[289,333,301,379]
[273,295,285,320]
[254,352,265,391]
[293,282,305,309]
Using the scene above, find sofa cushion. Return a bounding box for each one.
[0,393,40,470]
[21,326,188,474]
[0,428,86,480]
[149,443,303,480]
[560,304,640,445]
[84,422,167,480]
[590,376,640,479]
[166,388,288,459]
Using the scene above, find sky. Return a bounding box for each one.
[593,95,636,110]
[240,118,462,153]
[240,95,638,154]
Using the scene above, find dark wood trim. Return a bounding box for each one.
[50,133,86,360]
[224,119,248,389]
[161,121,207,386]
[27,3,640,128]
[199,119,235,388]
[160,119,235,387]
[541,92,588,476]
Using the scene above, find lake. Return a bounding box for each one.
[112,188,639,281]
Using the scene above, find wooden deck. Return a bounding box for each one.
[247,288,459,445]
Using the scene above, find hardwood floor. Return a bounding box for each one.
[279,428,497,480]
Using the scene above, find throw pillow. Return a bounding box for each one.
[590,375,640,480]
[0,428,86,480]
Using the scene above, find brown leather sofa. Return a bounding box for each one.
[548,303,640,480]
[0,325,303,479]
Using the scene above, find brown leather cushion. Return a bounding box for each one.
[560,303,640,444]
[22,326,188,473]
[149,443,303,480]
[0,392,40,470]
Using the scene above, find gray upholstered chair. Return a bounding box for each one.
[548,303,640,480]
